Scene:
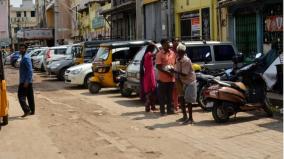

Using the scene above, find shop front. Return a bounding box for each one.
[175,0,218,41]
[219,0,283,55]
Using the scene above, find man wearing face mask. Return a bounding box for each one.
[18,44,35,117]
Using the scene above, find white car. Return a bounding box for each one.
[65,63,93,88]
[33,49,48,71]
[43,45,68,72]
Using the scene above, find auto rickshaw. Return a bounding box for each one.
[0,49,9,129]
[88,40,152,94]
[74,40,115,65]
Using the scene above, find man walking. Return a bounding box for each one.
[156,39,176,115]
[18,44,35,117]
[175,43,197,124]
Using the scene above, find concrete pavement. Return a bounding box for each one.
[0,93,65,159]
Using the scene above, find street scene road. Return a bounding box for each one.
[1,66,282,159]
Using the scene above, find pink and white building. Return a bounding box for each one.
[0,0,10,46]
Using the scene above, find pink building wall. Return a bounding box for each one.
[0,0,9,41]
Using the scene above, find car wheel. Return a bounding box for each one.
[84,74,93,88]
[57,68,67,81]
[88,82,101,94]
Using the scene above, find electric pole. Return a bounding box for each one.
[54,0,58,45]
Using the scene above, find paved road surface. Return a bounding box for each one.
[1,66,283,159]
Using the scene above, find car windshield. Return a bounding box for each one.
[95,47,110,61]
[66,46,72,55]
[133,46,147,62]
[84,47,99,59]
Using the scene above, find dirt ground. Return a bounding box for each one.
[4,66,283,159]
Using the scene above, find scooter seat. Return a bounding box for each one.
[217,80,247,93]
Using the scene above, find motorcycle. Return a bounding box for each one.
[204,53,273,123]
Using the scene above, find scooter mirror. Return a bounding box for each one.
[255,53,262,59]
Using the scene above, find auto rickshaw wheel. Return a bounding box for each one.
[88,82,101,94]
[2,115,8,126]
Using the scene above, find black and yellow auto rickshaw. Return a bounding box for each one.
[0,49,9,129]
[74,40,115,65]
[88,40,152,94]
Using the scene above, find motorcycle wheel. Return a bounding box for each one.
[212,101,230,123]
[88,82,101,94]
[263,98,273,117]
[197,85,211,111]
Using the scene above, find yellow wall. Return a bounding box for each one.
[89,2,111,38]
[174,0,218,40]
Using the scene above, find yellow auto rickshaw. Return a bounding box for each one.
[74,40,115,65]
[0,50,9,129]
[88,41,152,94]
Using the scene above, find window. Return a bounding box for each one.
[31,11,35,17]
[185,46,212,63]
[214,45,235,61]
[24,11,26,17]
[14,28,19,34]
[16,11,21,17]
[54,48,67,55]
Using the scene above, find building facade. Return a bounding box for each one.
[70,0,81,41]
[0,0,9,47]
[89,1,111,39]
[46,0,72,45]
[136,0,174,42]
[174,0,218,41]
[10,0,37,46]
[102,0,136,40]
[219,0,283,55]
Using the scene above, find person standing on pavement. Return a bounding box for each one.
[18,44,35,117]
[174,43,197,124]
[156,39,176,115]
[142,44,158,112]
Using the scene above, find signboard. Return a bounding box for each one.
[265,16,283,32]
[92,16,105,29]
[17,29,53,39]
[191,17,200,36]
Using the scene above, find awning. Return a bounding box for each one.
[218,0,258,8]
[101,1,135,15]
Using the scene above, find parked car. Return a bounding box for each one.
[88,40,151,94]
[65,63,93,88]
[15,48,48,68]
[4,53,13,65]
[33,48,49,71]
[46,44,81,80]
[43,45,68,72]
[123,41,238,97]
[10,51,20,67]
